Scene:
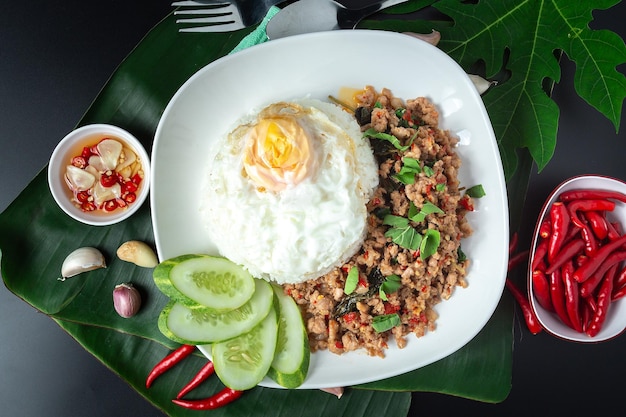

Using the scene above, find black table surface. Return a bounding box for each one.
[2,1,626,416]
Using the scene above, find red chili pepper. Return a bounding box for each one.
[508,249,529,271]
[509,232,519,255]
[584,211,609,241]
[100,171,118,187]
[146,345,195,388]
[532,239,548,271]
[176,361,215,399]
[579,222,598,257]
[531,269,553,312]
[586,268,614,337]
[612,284,626,302]
[505,278,543,335]
[549,268,573,329]
[548,202,570,263]
[459,194,474,211]
[545,238,584,275]
[559,189,626,204]
[581,300,593,333]
[580,251,626,297]
[572,234,626,283]
[567,199,616,228]
[613,265,626,290]
[561,261,583,332]
[539,220,551,239]
[172,388,244,410]
[607,220,622,241]
[71,156,87,169]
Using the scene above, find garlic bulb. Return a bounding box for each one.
[60,247,106,281]
[113,283,142,318]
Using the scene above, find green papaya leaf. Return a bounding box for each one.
[364,0,626,180]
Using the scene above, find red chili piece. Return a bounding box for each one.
[561,261,582,332]
[531,269,553,312]
[559,189,626,204]
[505,278,542,335]
[586,269,614,337]
[545,239,584,274]
[612,285,626,302]
[580,252,626,297]
[566,199,615,228]
[549,269,573,329]
[547,202,570,263]
[145,344,195,389]
[579,222,598,257]
[572,234,626,283]
[613,265,626,290]
[607,220,622,241]
[172,388,244,410]
[539,220,551,239]
[509,232,519,255]
[508,249,529,271]
[532,239,548,271]
[584,211,609,240]
[176,361,215,399]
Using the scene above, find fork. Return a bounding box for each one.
[172,0,284,32]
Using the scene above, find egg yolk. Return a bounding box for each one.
[243,116,316,192]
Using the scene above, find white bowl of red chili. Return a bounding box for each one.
[48,124,150,226]
[528,174,626,342]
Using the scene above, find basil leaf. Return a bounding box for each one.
[420,229,441,260]
[344,266,359,295]
[458,246,467,262]
[408,201,443,223]
[394,157,421,185]
[385,226,421,250]
[379,274,402,301]
[371,313,401,333]
[465,184,486,198]
[423,165,434,177]
[436,183,446,192]
[383,214,409,228]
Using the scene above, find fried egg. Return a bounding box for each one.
[201,98,378,284]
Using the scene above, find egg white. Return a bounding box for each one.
[201,98,378,284]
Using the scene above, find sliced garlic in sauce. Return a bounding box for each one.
[93,181,121,205]
[65,165,96,191]
[97,139,123,170]
[115,147,137,172]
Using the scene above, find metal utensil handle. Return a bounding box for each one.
[337,0,408,29]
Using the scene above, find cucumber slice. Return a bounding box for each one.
[267,284,310,388]
[158,278,273,344]
[212,305,278,391]
[154,254,255,311]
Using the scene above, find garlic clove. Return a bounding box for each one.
[113,283,142,318]
[116,240,159,268]
[319,387,344,399]
[402,30,441,46]
[60,247,106,281]
[468,74,498,95]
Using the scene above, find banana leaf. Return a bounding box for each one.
[0,9,530,417]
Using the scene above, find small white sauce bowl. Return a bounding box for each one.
[528,175,626,342]
[48,124,151,226]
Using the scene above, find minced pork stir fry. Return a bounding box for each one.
[282,86,475,357]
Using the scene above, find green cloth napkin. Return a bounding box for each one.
[229,6,281,54]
